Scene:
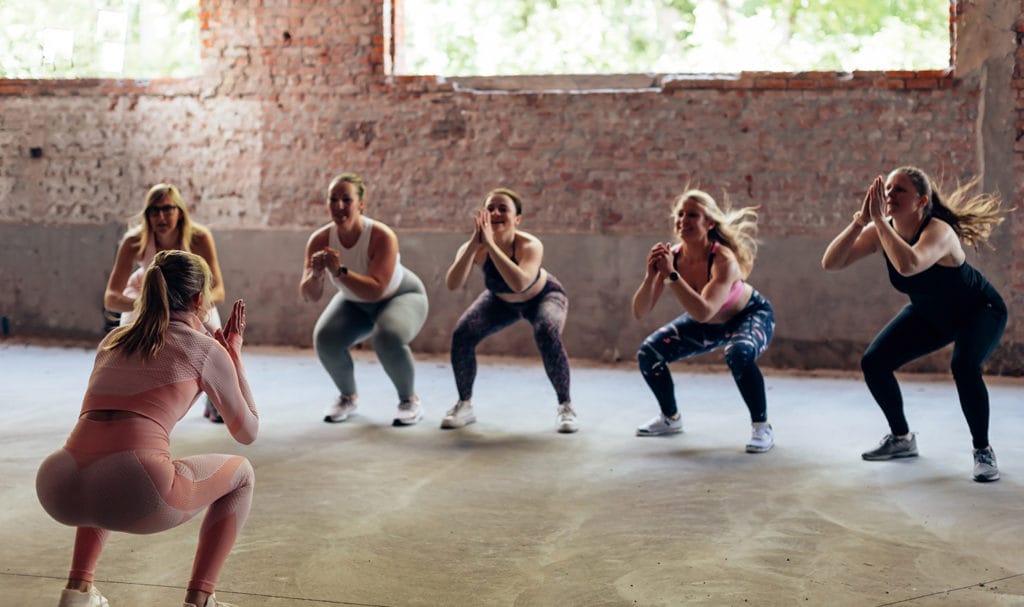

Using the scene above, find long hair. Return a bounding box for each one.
[674,189,760,275]
[124,184,208,260]
[893,166,1005,249]
[104,250,212,359]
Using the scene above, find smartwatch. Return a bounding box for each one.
[336,265,349,277]
[668,271,679,283]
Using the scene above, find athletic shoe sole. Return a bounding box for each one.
[862,451,918,461]
[636,428,682,437]
[393,413,424,427]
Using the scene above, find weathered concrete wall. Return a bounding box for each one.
[0,0,1021,373]
[2,223,1017,374]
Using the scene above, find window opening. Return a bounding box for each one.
[395,0,950,76]
[1,0,200,79]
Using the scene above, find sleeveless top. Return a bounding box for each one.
[884,216,999,325]
[481,236,543,294]
[672,241,745,314]
[325,216,405,302]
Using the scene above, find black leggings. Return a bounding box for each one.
[861,298,1007,449]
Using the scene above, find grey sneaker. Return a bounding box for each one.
[556,403,579,434]
[59,587,109,607]
[323,394,357,423]
[393,396,424,426]
[441,400,476,429]
[973,446,999,482]
[636,414,682,436]
[746,422,774,453]
[862,433,918,461]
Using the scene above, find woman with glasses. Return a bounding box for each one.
[104,183,228,422]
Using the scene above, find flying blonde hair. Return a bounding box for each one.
[673,189,760,276]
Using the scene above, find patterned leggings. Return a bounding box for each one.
[451,277,571,404]
[638,290,774,421]
[35,417,254,594]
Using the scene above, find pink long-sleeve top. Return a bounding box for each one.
[80,311,259,444]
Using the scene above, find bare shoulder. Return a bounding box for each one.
[713,242,739,264]
[306,223,333,249]
[122,230,141,246]
[190,226,216,248]
[924,217,957,238]
[369,219,399,249]
[516,230,544,249]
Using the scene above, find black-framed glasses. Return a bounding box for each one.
[146,205,179,217]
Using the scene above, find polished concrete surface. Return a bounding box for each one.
[2,343,1024,606]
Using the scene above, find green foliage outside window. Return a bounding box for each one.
[401,0,948,75]
[0,0,199,79]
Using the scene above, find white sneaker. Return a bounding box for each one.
[393,396,424,426]
[973,446,999,482]
[59,586,109,607]
[184,594,238,607]
[556,403,579,433]
[636,414,682,436]
[323,394,357,423]
[441,400,476,429]
[746,422,774,453]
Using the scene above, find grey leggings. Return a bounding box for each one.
[314,271,429,400]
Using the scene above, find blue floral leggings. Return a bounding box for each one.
[638,290,774,421]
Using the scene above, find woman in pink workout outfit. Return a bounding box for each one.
[37,250,258,607]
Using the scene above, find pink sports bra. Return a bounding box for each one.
[673,241,745,314]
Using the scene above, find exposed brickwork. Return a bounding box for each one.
[0,0,1020,371]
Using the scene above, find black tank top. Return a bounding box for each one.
[884,216,1000,325]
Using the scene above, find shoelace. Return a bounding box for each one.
[398,399,417,411]
[976,450,995,466]
[558,404,575,418]
[447,401,468,416]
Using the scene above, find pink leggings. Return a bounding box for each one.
[36,417,254,594]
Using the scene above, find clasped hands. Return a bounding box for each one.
[646,242,674,279]
[855,176,886,225]
[470,209,495,247]
[311,247,343,277]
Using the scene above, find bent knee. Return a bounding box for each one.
[724,344,756,374]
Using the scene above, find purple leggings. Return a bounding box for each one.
[451,277,571,404]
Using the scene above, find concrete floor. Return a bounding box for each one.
[2,343,1024,607]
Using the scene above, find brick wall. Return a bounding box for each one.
[0,0,1021,373]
